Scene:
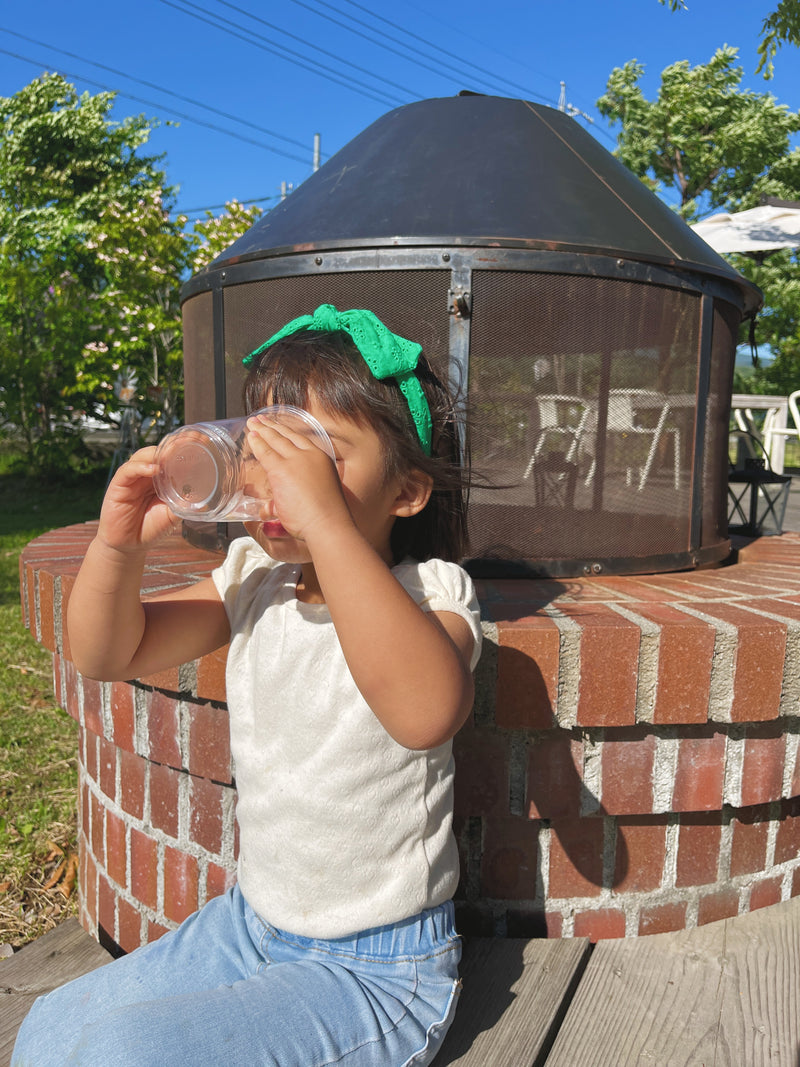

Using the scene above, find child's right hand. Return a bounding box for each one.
[98,447,181,553]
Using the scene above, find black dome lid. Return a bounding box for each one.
[208,94,759,312]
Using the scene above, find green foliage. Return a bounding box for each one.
[0,73,185,476]
[0,461,105,945]
[757,0,800,77]
[597,48,800,220]
[189,199,263,275]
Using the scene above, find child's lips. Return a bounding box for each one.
[262,520,288,538]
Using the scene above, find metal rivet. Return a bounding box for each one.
[616,259,624,268]
[315,256,323,265]
[442,253,451,262]
[592,562,603,574]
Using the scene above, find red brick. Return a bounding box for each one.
[97,873,116,942]
[62,657,80,722]
[559,606,638,727]
[698,888,739,925]
[480,817,538,900]
[139,664,181,692]
[730,807,770,877]
[119,749,146,820]
[548,818,604,898]
[90,791,104,866]
[82,677,105,737]
[749,876,782,911]
[453,726,509,817]
[117,896,143,954]
[130,828,159,911]
[98,737,116,801]
[84,730,99,785]
[149,762,180,838]
[633,604,714,724]
[793,867,800,898]
[676,816,721,887]
[196,646,229,704]
[187,703,232,784]
[163,846,199,924]
[60,573,76,663]
[147,689,182,768]
[110,682,136,753]
[573,908,626,941]
[774,797,800,865]
[527,732,583,819]
[206,862,237,902]
[741,726,786,806]
[543,912,563,937]
[189,776,224,855]
[37,568,56,653]
[672,731,726,812]
[701,604,785,722]
[638,901,688,936]
[105,809,127,888]
[600,730,656,815]
[82,845,98,933]
[148,919,171,942]
[495,619,559,729]
[614,820,666,893]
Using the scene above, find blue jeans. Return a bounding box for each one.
[12,887,461,1066]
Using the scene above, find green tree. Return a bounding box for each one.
[596,47,800,220]
[598,47,800,396]
[658,0,800,78]
[189,199,263,275]
[0,73,185,475]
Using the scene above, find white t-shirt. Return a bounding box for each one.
[212,536,483,939]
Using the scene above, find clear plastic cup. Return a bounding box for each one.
[153,405,335,521]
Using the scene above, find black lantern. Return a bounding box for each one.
[728,459,792,536]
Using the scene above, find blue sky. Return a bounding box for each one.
[0,0,798,221]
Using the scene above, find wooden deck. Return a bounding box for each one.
[3,899,799,1066]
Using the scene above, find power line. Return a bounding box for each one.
[293,0,553,105]
[0,27,321,159]
[204,0,422,105]
[0,44,315,167]
[158,0,407,110]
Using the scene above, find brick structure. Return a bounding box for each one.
[20,523,800,948]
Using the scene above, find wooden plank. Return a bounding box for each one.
[545,898,800,1066]
[0,919,112,1067]
[438,936,592,1066]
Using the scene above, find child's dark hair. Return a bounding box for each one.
[243,329,470,563]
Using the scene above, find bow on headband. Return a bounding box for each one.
[243,304,432,456]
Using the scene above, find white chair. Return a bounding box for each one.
[523,395,595,480]
[730,394,791,473]
[604,389,681,491]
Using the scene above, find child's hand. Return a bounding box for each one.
[98,447,181,553]
[245,414,349,541]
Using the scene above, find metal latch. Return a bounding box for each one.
[448,286,471,318]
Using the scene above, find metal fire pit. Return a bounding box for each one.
[180,93,761,577]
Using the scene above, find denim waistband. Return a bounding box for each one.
[242,889,458,964]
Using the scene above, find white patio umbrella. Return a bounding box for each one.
[690,201,800,255]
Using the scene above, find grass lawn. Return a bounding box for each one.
[0,459,106,948]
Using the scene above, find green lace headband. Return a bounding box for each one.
[243,304,433,456]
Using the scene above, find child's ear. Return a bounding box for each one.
[390,469,433,518]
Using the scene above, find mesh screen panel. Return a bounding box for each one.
[182,291,215,424]
[466,271,703,568]
[222,272,451,416]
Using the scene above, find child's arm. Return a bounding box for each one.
[246,420,475,750]
[67,449,230,682]
[311,528,475,751]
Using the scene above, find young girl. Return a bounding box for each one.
[13,305,482,1067]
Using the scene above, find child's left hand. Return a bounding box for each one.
[245,414,349,540]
